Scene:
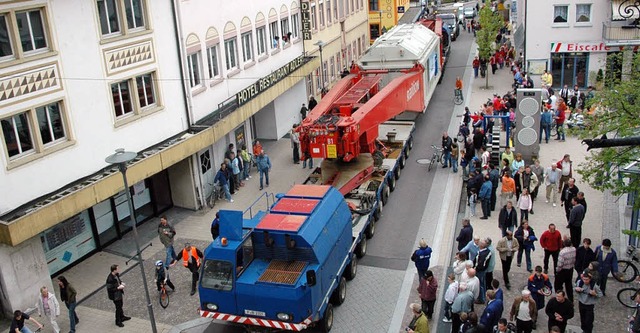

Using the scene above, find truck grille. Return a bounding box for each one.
[258,260,307,285]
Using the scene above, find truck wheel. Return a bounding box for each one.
[355,237,367,258]
[344,256,357,280]
[365,220,376,239]
[394,165,401,180]
[399,153,406,169]
[330,277,347,305]
[319,303,334,332]
[381,183,389,206]
[388,175,396,192]
[408,137,414,150]
[373,203,382,221]
[404,145,410,158]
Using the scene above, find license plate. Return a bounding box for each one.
[244,309,266,317]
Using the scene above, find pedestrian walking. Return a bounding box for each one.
[529,160,544,200]
[158,216,178,268]
[214,163,233,203]
[516,188,532,224]
[456,219,474,251]
[556,155,573,192]
[555,239,576,302]
[568,196,585,248]
[509,290,537,333]
[473,56,480,78]
[518,166,539,214]
[574,272,602,333]
[256,151,272,190]
[500,172,515,208]
[56,276,79,333]
[479,174,493,219]
[36,286,60,333]
[106,264,131,327]
[480,290,504,331]
[300,103,308,120]
[443,273,458,323]
[10,310,43,333]
[493,318,515,333]
[544,163,562,206]
[576,191,588,214]
[528,266,553,311]
[540,224,562,274]
[496,231,519,290]
[574,238,595,276]
[406,303,429,333]
[417,270,438,320]
[539,107,552,144]
[498,201,517,237]
[290,125,300,164]
[545,290,574,333]
[252,140,263,156]
[411,239,432,279]
[595,238,619,296]
[178,243,204,296]
[452,283,474,333]
[515,221,536,272]
[560,178,580,222]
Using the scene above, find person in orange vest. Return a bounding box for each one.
[178,243,204,296]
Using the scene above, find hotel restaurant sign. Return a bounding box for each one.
[236,55,307,107]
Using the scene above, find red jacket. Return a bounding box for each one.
[418,276,438,301]
[540,230,562,252]
[473,59,480,68]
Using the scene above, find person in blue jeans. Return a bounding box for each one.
[158,216,179,268]
[10,310,43,333]
[515,220,537,272]
[479,174,492,219]
[442,131,453,168]
[256,151,272,190]
[451,138,459,173]
[57,276,79,333]
[214,163,233,203]
[539,107,553,143]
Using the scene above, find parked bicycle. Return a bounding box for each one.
[617,281,639,309]
[428,145,445,172]
[615,245,640,283]
[207,182,224,209]
[453,88,464,105]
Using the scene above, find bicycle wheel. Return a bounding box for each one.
[550,124,557,137]
[159,288,169,308]
[617,287,638,308]
[454,96,463,105]
[616,260,639,283]
[428,154,436,171]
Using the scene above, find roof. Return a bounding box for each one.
[359,23,439,70]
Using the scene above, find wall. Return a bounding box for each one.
[168,159,197,210]
[254,102,278,140]
[273,80,307,138]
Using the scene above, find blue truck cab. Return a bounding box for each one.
[199,185,355,332]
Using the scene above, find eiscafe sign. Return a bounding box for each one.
[236,56,307,106]
[551,41,640,53]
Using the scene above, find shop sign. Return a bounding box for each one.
[236,56,307,106]
[551,41,640,53]
[301,1,312,40]
[398,6,405,13]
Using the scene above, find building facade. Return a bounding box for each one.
[513,0,639,88]
[368,0,412,42]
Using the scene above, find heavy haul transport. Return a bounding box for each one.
[198,23,441,332]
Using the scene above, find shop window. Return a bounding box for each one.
[550,52,588,89]
[41,210,97,275]
[576,4,591,23]
[553,5,568,23]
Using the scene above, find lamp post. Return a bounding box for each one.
[105,148,158,333]
[378,10,384,37]
[314,40,327,94]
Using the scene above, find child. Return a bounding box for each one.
[155,260,175,291]
[442,273,458,322]
[469,188,478,217]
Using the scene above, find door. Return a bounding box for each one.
[199,147,215,200]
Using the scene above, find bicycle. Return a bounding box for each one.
[618,282,639,308]
[453,88,464,105]
[428,145,445,172]
[159,280,170,308]
[207,182,224,209]
[616,245,640,283]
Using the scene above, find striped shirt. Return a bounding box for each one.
[557,246,576,271]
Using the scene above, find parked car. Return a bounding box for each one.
[437,14,459,41]
[464,7,476,18]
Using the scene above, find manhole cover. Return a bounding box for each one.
[416,158,431,165]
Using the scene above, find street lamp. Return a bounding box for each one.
[105,148,158,333]
[378,10,384,37]
[314,40,327,94]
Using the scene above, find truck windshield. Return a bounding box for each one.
[201,260,233,291]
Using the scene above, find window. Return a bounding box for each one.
[241,32,253,62]
[97,0,148,38]
[256,27,267,55]
[269,21,279,49]
[16,9,47,53]
[327,0,332,23]
[0,15,13,58]
[207,45,221,78]
[111,72,159,120]
[0,7,53,60]
[330,56,335,81]
[306,73,314,97]
[187,52,202,87]
[280,18,290,43]
[201,260,233,291]
[1,101,70,161]
[315,67,321,91]
[322,61,328,85]
[225,38,238,70]
[319,3,325,26]
[291,14,300,39]
[553,5,568,23]
[311,4,317,30]
[576,4,591,23]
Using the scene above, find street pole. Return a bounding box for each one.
[314,40,326,94]
[105,149,158,333]
[378,10,383,37]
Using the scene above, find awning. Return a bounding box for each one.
[612,0,640,21]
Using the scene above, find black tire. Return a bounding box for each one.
[355,237,367,258]
[428,154,437,172]
[381,183,389,205]
[365,220,376,239]
[319,303,334,332]
[330,277,347,305]
[389,174,397,192]
[408,137,414,150]
[344,256,358,281]
[404,146,410,158]
[615,260,638,283]
[373,202,382,221]
[617,287,638,308]
[159,289,169,308]
[399,153,406,169]
[394,165,401,180]
[440,153,446,166]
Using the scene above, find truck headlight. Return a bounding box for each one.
[277,313,291,321]
[205,303,218,311]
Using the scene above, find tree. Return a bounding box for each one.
[475,6,503,89]
[577,53,640,210]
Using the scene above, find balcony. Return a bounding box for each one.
[603,22,640,45]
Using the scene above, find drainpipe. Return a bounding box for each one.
[523,0,527,70]
[171,0,194,128]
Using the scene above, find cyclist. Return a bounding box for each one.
[455,77,464,101]
[154,260,175,292]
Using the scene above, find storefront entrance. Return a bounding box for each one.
[550,52,588,89]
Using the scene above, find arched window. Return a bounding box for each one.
[268,8,279,50]
[223,22,239,72]
[240,17,254,63]
[185,33,202,88]
[205,27,222,81]
[255,12,267,57]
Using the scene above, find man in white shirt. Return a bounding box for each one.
[544,163,562,206]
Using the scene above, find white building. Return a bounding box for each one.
[513,0,639,88]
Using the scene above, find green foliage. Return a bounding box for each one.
[596,68,603,82]
[577,53,640,209]
[476,6,503,88]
